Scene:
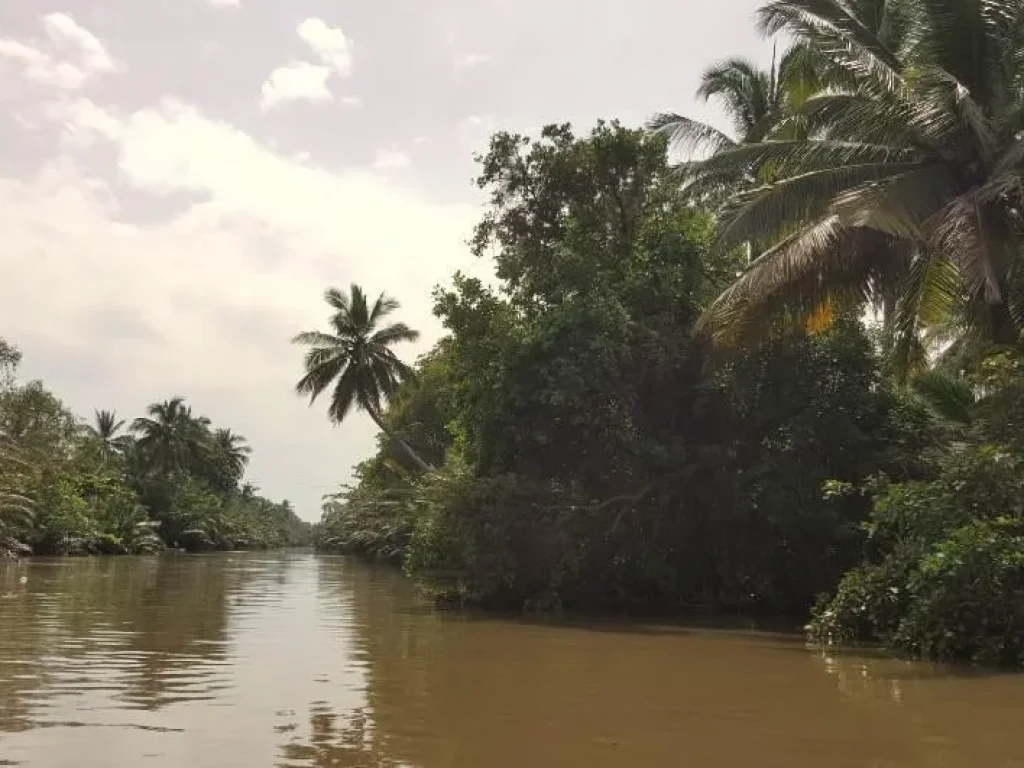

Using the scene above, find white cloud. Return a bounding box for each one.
[3,87,487,517]
[454,53,493,71]
[340,95,363,108]
[206,0,241,6]
[0,12,118,90]
[372,149,411,171]
[258,17,353,110]
[297,18,352,76]
[43,13,116,74]
[260,61,332,110]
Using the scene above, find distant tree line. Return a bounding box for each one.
[1,340,311,556]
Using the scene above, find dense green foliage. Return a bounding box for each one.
[315,123,928,616]
[675,0,1024,373]
[314,100,1024,666]
[809,390,1024,666]
[0,342,311,557]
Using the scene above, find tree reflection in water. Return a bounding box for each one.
[0,556,237,730]
[277,701,411,768]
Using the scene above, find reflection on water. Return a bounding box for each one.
[1,553,1023,767]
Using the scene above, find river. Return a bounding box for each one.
[0,552,1022,767]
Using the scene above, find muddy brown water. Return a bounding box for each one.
[1,552,1022,767]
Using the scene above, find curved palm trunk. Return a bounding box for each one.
[365,406,434,473]
[990,302,1019,347]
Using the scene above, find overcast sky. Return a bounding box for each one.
[0,0,772,521]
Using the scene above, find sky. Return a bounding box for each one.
[0,0,772,521]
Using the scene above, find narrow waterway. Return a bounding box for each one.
[1,552,1021,767]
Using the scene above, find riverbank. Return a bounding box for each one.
[310,122,1024,669]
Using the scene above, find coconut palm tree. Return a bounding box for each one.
[86,409,130,462]
[293,284,432,472]
[649,43,827,262]
[691,0,1024,365]
[211,428,251,484]
[131,397,209,475]
[649,43,823,159]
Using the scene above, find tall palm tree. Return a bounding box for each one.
[293,284,432,472]
[649,44,820,159]
[211,428,251,483]
[87,409,130,462]
[131,397,209,475]
[649,43,825,256]
[691,0,1024,364]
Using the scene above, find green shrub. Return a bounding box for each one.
[86,481,161,555]
[32,474,95,555]
[810,448,1024,666]
[808,558,912,645]
[405,466,583,610]
[893,518,1024,666]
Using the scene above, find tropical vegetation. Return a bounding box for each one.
[0,339,311,557]
[311,0,1024,668]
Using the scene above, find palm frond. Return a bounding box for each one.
[697,57,773,138]
[295,348,345,401]
[348,284,369,329]
[646,113,737,157]
[698,214,845,342]
[914,0,1006,104]
[291,330,341,347]
[684,139,917,188]
[369,322,420,347]
[911,369,976,424]
[931,193,1009,305]
[717,160,925,248]
[757,0,905,95]
[832,163,959,238]
[324,287,352,318]
[369,293,401,325]
[799,89,945,151]
[890,246,958,379]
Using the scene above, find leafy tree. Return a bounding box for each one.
[293,284,431,471]
[329,123,924,620]
[691,0,1024,362]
